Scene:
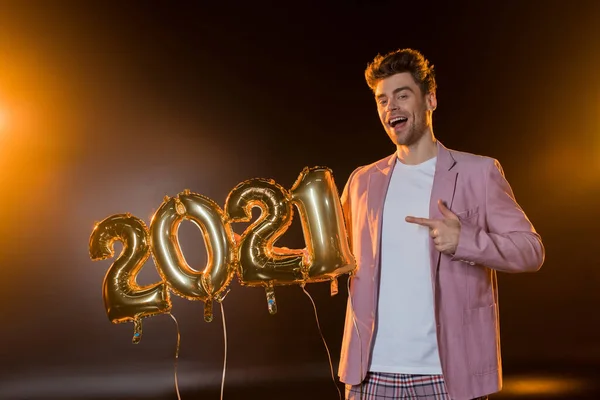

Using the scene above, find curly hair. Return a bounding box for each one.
[365,48,436,95]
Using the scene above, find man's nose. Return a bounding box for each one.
[385,99,399,111]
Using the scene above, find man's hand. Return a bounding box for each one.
[405,200,461,255]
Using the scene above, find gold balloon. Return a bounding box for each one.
[150,191,236,321]
[225,179,304,314]
[89,214,172,343]
[225,178,304,284]
[290,167,356,289]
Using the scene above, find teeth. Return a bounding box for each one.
[389,116,407,126]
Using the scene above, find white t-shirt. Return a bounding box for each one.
[369,155,442,374]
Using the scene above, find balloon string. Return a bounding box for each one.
[168,313,182,400]
[301,285,342,400]
[347,277,364,400]
[220,301,227,400]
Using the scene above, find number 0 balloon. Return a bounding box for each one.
[150,190,236,322]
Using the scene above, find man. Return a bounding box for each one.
[338,49,544,400]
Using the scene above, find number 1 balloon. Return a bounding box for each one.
[291,167,356,293]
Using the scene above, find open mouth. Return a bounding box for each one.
[389,116,408,128]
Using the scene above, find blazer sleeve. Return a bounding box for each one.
[340,167,361,253]
[452,159,545,273]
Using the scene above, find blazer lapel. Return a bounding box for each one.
[429,141,458,286]
[367,154,396,258]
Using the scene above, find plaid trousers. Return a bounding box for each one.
[345,371,489,400]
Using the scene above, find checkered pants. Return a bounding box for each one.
[345,371,489,400]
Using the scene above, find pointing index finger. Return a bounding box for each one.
[405,216,437,228]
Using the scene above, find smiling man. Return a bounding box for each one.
[338,49,545,400]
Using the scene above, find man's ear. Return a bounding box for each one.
[426,91,437,111]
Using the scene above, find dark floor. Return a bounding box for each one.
[34,365,600,400]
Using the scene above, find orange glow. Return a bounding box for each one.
[0,34,78,246]
[502,375,588,396]
[0,107,6,133]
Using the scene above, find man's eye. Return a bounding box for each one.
[398,94,408,100]
[378,100,388,106]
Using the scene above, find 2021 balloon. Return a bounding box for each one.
[89,167,356,321]
[89,214,172,343]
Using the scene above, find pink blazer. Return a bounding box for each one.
[337,141,544,400]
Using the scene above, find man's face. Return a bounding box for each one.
[374,72,436,147]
